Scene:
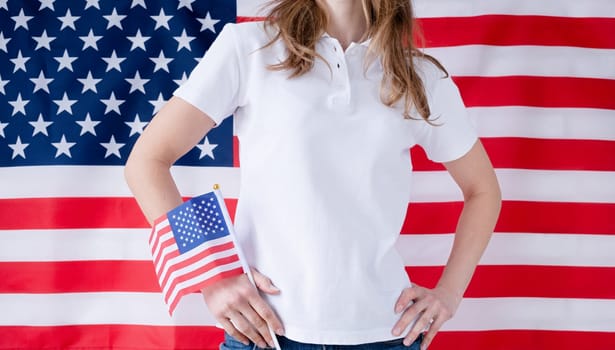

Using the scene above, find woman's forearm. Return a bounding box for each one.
[435,189,501,301]
[124,157,184,225]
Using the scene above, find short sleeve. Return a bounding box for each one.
[173,23,242,126]
[414,71,478,163]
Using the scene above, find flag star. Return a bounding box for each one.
[9,93,29,116]
[85,0,100,10]
[150,51,172,72]
[54,49,77,72]
[0,122,7,138]
[104,8,126,29]
[12,9,33,30]
[33,30,55,50]
[127,29,150,51]
[125,114,148,136]
[102,50,126,72]
[80,29,102,50]
[0,74,8,94]
[29,114,53,136]
[173,72,188,87]
[178,0,195,11]
[58,9,79,30]
[0,31,10,53]
[39,0,55,10]
[11,51,29,72]
[9,136,29,159]
[0,0,7,10]
[30,70,53,93]
[54,93,77,115]
[52,135,76,158]
[101,92,124,114]
[76,113,100,136]
[198,12,220,33]
[174,29,195,51]
[78,71,102,93]
[100,135,125,158]
[149,93,166,114]
[131,0,146,8]
[126,71,148,94]
[196,137,218,159]
[151,9,172,30]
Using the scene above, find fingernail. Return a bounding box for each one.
[394,305,402,314]
[421,345,428,350]
[276,328,285,336]
[392,327,401,336]
[403,339,412,347]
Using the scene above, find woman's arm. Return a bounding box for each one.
[125,96,216,222]
[124,97,283,348]
[392,140,502,349]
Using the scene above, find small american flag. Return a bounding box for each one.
[149,189,245,314]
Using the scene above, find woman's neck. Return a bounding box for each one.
[319,0,367,49]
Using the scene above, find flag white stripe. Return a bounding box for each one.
[0,166,240,198]
[4,230,615,267]
[412,170,615,203]
[426,46,615,79]
[398,233,615,267]
[237,0,615,18]
[165,260,244,306]
[2,293,614,331]
[3,168,613,203]
[468,107,615,141]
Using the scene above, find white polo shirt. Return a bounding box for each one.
[174,21,477,345]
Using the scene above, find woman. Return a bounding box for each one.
[125,0,501,349]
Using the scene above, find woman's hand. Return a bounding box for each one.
[201,268,284,348]
[392,284,462,350]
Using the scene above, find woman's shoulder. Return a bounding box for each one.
[220,21,278,49]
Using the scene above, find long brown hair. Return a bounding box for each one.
[262,0,447,121]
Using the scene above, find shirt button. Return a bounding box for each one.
[337,63,340,68]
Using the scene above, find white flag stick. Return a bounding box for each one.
[214,185,282,350]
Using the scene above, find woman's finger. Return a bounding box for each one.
[227,309,269,349]
[421,316,446,350]
[392,295,430,337]
[394,285,423,314]
[251,267,281,295]
[404,309,437,347]
[219,315,250,346]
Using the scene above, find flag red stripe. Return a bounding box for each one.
[164,254,242,303]
[402,201,615,234]
[3,261,615,299]
[1,198,612,234]
[237,16,615,49]
[0,325,224,350]
[411,138,615,171]
[407,265,615,299]
[159,241,238,292]
[419,15,615,49]
[1,326,614,350]
[454,76,615,109]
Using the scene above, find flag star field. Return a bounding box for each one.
[0,0,234,166]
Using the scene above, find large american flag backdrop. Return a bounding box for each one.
[0,0,613,349]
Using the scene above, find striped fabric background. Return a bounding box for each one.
[1,0,614,349]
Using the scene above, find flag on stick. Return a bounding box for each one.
[148,187,245,314]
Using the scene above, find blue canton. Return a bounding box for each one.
[167,192,229,254]
[0,0,235,166]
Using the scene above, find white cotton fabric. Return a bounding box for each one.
[174,21,477,345]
